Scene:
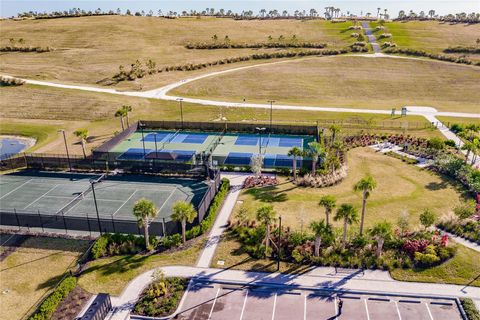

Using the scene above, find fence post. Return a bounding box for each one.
[14,208,20,230]
[86,213,92,237]
[62,211,68,234]
[38,210,44,232]
[111,215,116,233]
[162,218,167,237]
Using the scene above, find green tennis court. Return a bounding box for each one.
[0,171,209,222]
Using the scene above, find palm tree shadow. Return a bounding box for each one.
[245,186,288,203]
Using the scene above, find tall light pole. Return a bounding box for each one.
[90,179,102,235]
[58,129,71,171]
[267,100,275,132]
[256,127,266,154]
[139,122,146,158]
[177,98,184,129]
[277,215,282,271]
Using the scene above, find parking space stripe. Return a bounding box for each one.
[394,301,402,320]
[271,292,277,320]
[208,287,220,320]
[364,299,371,320]
[425,302,434,320]
[239,290,248,320]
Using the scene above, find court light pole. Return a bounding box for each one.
[267,100,275,132]
[58,129,72,171]
[139,122,146,158]
[277,215,282,271]
[90,179,102,235]
[255,127,266,154]
[177,98,184,129]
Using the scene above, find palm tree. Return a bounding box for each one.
[354,175,377,235]
[73,129,88,158]
[256,204,277,251]
[133,198,158,250]
[377,7,381,19]
[319,195,336,226]
[287,146,303,180]
[115,108,126,131]
[122,105,132,127]
[334,204,359,245]
[462,141,475,164]
[307,141,325,176]
[310,219,332,256]
[329,124,341,145]
[369,221,392,257]
[171,201,198,244]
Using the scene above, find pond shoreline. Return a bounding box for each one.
[0,135,37,156]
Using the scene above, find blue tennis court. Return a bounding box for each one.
[224,152,302,168]
[145,150,195,162]
[142,132,208,144]
[117,148,152,160]
[225,152,254,165]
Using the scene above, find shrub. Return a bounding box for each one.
[383,47,480,66]
[461,298,480,320]
[414,251,440,266]
[378,33,392,39]
[29,276,77,320]
[91,234,109,259]
[0,75,25,86]
[445,139,457,147]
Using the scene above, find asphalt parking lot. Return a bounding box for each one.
[175,281,463,320]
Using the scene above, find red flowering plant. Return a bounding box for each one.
[402,239,430,257]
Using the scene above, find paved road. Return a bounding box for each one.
[361,21,381,53]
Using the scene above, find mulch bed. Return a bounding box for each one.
[51,285,92,320]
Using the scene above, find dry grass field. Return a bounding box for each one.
[1,84,439,155]
[370,21,480,62]
[234,147,468,231]
[172,55,480,113]
[0,237,90,320]
[0,16,354,90]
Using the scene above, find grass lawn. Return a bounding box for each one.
[0,16,354,90]
[390,245,480,287]
[370,21,480,62]
[436,116,480,126]
[0,237,90,320]
[1,84,440,155]
[234,147,469,232]
[172,55,480,113]
[78,239,204,295]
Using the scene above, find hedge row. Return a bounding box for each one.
[0,75,25,86]
[113,48,350,82]
[162,178,230,248]
[185,42,327,49]
[384,47,480,66]
[461,298,480,320]
[444,46,480,54]
[1,46,51,53]
[29,276,77,320]
[91,233,160,259]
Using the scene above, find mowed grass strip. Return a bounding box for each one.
[234,147,468,231]
[0,16,353,89]
[172,55,480,113]
[0,237,90,320]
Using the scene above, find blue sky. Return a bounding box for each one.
[1,1,479,18]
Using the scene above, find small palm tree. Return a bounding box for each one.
[171,201,198,244]
[319,195,336,226]
[334,203,359,245]
[122,105,133,127]
[287,146,303,180]
[73,129,89,158]
[369,221,392,257]
[307,141,325,176]
[256,204,277,252]
[133,198,158,250]
[115,108,126,131]
[354,175,377,235]
[329,124,341,145]
[309,219,332,257]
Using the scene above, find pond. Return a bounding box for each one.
[0,136,36,160]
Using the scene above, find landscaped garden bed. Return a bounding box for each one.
[50,285,92,320]
[133,272,188,317]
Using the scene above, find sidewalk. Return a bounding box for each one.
[439,228,480,253]
[196,173,248,268]
[108,265,480,319]
[361,21,381,53]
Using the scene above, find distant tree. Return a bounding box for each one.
[307,141,325,176]
[287,146,303,180]
[369,221,393,257]
[397,211,410,234]
[419,209,436,230]
[212,34,218,42]
[429,10,435,18]
[334,203,359,245]
[133,198,158,250]
[310,219,332,256]
[171,201,198,244]
[73,129,88,158]
[256,205,277,252]
[354,175,377,235]
[146,59,156,74]
[122,105,132,126]
[329,124,341,144]
[115,108,126,131]
[319,195,336,226]
[377,7,381,19]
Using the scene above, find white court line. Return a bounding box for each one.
[271,292,277,320]
[239,290,248,320]
[425,302,434,320]
[208,287,220,320]
[0,179,33,200]
[112,189,138,216]
[157,188,177,213]
[394,301,402,320]
[0,234,14,246]
[24,184,59,209]
[43,195,77,199]
[364,299,371,320]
